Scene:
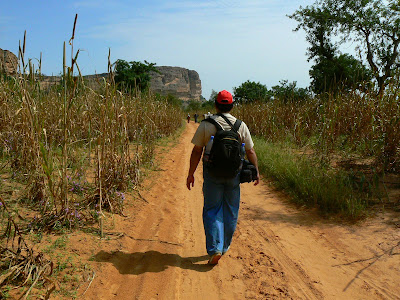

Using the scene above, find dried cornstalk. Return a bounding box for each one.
[0,197,54,297]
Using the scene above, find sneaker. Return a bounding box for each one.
[208,252,222,265]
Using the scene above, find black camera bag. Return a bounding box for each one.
[240,160,257,183]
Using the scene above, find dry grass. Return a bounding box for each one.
[234,81,400,217]
[0,20,183,297]
[234,84,400,172]
[0,69,182,216]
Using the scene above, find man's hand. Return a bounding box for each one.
[187,175,195,190]
[253,172,260,186]
[186,145,203,190]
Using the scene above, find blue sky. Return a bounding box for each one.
[1,0,313,99]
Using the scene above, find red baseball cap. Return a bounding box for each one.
[216,90,233,104]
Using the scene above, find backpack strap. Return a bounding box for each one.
[233,119,242,133]
[202,114,242,133]
[202,117,223,131]
[217,113,242,133]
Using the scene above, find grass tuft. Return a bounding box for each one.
[254,137,368,219]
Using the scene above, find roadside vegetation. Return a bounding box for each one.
[229,0,400,220]
[252,138,369,218]
[1,1,399,297]
[232,80,400,219]
[0,18,183,298]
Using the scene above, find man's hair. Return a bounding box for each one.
[215,101,233,113]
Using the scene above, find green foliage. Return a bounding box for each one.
[232,80,309,104]
[114,59,158,92]
[1,285,11,299]
[52,236,68,249]
[165,94,182,107]
[209,89,218,102]
[201,99,215,111]
[288,4,373,94]
[154,93,182,107]
[185,99,202,112]
[310,53,373,94]
[271,80,310,102]
[0,72,14,84]
[290,0,400,96]
[233,80,271,103]
[289,4,336,62]
[200,90,217,110]
[254,138,368,219]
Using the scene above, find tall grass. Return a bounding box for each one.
[0,29,183,231]
[254,138,368,219]
[235,86,400,172]
[234,83,400,217]
[0,16,186,299]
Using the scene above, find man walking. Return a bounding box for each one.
[186,90,259,265]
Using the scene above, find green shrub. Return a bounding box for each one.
[254,137,368,219]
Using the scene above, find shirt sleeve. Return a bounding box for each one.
[240,122,254,150]
[191,122,207,147]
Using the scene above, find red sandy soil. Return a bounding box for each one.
[77,122,400,300]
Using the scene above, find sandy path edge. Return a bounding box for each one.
[80,122,400,300]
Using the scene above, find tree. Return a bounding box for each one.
[209,89,218,102]
[289,4,336,62]
[270,80,310,102]
[114,59,158,92]
[233,80,271,103]
[287,4,370,93]
[310,54,373,94]
[290,0,400,96]
[202,99,215,111]
[186,99,202,112]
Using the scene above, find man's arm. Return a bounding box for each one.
[187,145,203,190]
[245,148,260,186]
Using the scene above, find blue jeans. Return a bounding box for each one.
[202,167,241,255]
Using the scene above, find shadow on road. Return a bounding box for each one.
[332,241,400,291]
[93,250,213,274]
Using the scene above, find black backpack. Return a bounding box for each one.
[203,113,243,178]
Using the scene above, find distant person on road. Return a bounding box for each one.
[186,90,259,265]
[203,112,212,120]
[194,113,198,123]
[187,113,190,123]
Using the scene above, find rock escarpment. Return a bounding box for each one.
[0,48,18,75]
[39,67,202,101]
[150,66,202,101]
[0,49,202,101]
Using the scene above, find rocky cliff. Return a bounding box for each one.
[150,66,202,101]
[0,49,202,101]
[38,67,202,101]
[0,48,18,75]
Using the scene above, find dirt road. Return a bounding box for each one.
[82,122,400,299]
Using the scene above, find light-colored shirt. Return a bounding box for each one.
[191,113,254,150]
[203,113,212,119]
